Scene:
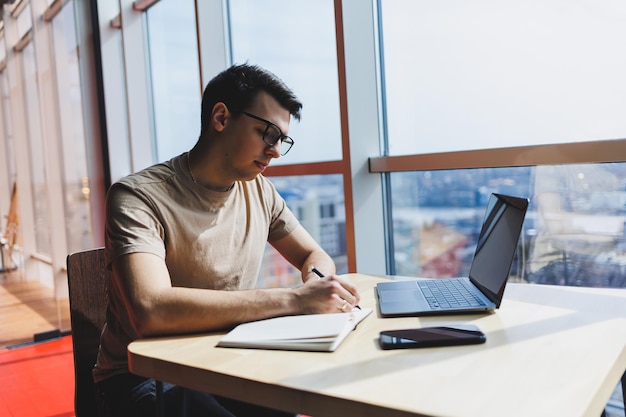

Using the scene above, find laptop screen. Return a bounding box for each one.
[469,194,529,307]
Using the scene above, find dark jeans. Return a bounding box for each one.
[96,373,297,417]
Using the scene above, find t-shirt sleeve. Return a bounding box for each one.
[104,182,166,267]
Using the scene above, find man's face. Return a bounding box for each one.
[219,92,292,181]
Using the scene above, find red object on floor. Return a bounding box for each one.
[0,334,314,417]
[0,335,75,417]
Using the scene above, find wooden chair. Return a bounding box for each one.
[67,248,171,417]
[66,248,108,417]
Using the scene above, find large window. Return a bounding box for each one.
[228,0,348,286]
[51,1,93,253]
[378,0,626,287]
[389,164,626,287]
[380,0,626,156]
[229,0,342,165]
[258,174,346,288]
[390,167,531,278]
[146,0,201,161]
[21,41,52,256]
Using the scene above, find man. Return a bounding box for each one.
[94,63,360,417]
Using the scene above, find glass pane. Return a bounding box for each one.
[390,163,626,288]
[529,163,626,287]
[146,0,201,161]
[229,0,342,165]
[0,71,15,195]
[380,0,626,156]
[21,42,51,256]
[257,174,346,288]
[16,4,33,40]
[51,1,94,253]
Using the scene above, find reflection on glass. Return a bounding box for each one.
[21,42,51,256]
[51,1,93,253]
[257,174,346,288]
[146,0,201,161]
[229,0,342,165]
[390,164,626,288]
[530,163,626,287]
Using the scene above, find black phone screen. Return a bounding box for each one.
[379,325,486,350]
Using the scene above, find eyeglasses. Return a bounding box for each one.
[239,111,294,156]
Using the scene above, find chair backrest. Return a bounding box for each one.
[66,248,108,417]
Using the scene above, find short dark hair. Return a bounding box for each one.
[200,63,302,135]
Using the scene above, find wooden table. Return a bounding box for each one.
[128,274,626,417]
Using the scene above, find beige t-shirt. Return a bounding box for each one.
[93,152,299,382]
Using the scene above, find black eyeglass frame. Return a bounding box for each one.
[238,111,295,156]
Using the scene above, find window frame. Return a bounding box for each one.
[369,139,626,173]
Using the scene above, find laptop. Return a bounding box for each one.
[377,193,529,317]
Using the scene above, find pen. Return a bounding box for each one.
[311,267,361,310]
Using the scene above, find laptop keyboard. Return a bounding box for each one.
[418,279,486,309]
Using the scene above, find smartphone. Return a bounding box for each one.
[379,325,486,350]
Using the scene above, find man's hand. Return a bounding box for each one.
[292,274,361,314]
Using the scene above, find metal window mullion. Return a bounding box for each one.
[340,0,386,275]
[372,0,396,275]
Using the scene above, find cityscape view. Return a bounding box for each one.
[258,163,626,290]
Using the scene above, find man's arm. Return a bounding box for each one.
[270,224,361,308]
[271,224,336,282]
[112,226,361,338]
[112,252,299,337]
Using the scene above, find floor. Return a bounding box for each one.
[0,335,74,417]
[0,271,71,349]
[0,269,74,417]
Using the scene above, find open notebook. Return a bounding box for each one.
[217,308,372,352]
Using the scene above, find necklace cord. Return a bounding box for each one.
[187,152,234,191]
